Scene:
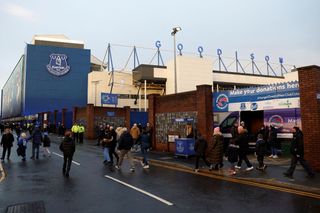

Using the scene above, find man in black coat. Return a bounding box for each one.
[194,133,211,172]
[108,126,119,166]
[284,127,315,178]
[116,128,135,172]
[60,131,76,178]
[1,128,15,161]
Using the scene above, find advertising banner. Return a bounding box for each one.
[213,81,299,112]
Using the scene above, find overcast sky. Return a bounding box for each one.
[0,0,319,91]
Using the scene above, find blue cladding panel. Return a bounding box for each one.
[23,45,90,115]
[65,111,73,129]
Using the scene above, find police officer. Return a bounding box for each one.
[78,124,85,144]
[71,123,79,143]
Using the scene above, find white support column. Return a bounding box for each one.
[144,80,147,111]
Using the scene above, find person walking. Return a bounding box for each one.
[130,123,140,152]
[101,127,113,165]
[227,138,239,175]
[283,127,315,178]
[96,124,105,146]
[268,125,278,158]
[116,128,135,172]
[108,126,119,166]
[255,134,267,171]
[59,131,76,178]
[30,126,43,160]
[17,132,29,161]
[235,126,254,171]
[207,127,224,170]
[194,133,211,172]
[140,127,151,169]
[1,128,15,161]
[42,131,51,157]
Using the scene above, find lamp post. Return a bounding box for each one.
[171,27,182,94]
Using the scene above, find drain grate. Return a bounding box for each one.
[6,201,46,213]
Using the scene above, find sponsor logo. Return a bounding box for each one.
[240,103,247,110]
[269,115,284,127]
[216,94,229,110]
[251,102,258,110]
[279,100,292,108]
[46,54,70,76]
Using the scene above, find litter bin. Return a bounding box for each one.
[175,138,195,158]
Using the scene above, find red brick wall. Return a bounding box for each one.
[149,85,213,152]
[298,65,320,171]
[155,91,197,113]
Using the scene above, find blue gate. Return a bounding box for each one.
[65,111,73,129]
[130,111,148,127]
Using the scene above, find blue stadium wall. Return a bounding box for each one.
[22,44,90,116]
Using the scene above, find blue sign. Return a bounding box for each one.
[106,111,115,117]
[46,53,70,76]
[101,93,118,105]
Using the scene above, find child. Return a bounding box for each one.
[256,134,267,171]
[17,133,29,161]
[227,139,239,175]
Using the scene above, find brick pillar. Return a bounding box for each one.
[86,104,95,140]
[73,107,78,124]
[298,65,320,171]
[196,85,213,142]
[148,94,160,149]
[124,106,131,130]
[53,110,58,126]
[62,108,67,125]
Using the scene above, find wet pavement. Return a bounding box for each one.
[0,134,319,213]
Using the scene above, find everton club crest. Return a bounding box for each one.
[46,54,70,76]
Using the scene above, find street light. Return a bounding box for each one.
[171,27,182,93]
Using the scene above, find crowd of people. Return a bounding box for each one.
[96,122,153,172]
[194,121,315,178]
[0,120,316,179]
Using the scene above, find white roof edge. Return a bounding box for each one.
[32,36,84,45]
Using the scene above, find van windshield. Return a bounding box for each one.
[221,116,237,129]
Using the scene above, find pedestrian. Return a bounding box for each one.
[96,124,105,146]
[283,127,315,178]
[186,122,194,138]
[116,127,135,172]
[268,125,278,158]
[235,126,254,171]
[145,123,153,148]
[207,127,224,170]
[194,133,211,172]
[17,132,29,161]
[130,123,140,152]
[30,126,43,160]
[1,128,15,161]
[59,131,76,178]
[101,127,113,165]
[140,127,151,169]
[227,138,239,175]
[78,123,85,144]
[255,134,267,171]
[71,123,79,143]
[109,126,119,166]
[42,131,51,157]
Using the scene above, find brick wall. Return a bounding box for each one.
[148,85,213,153]
[298,65,320,171]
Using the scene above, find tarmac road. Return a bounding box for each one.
[0,138,319,213]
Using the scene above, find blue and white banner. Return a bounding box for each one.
[213,81,300,112]
[101,93,118,105]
